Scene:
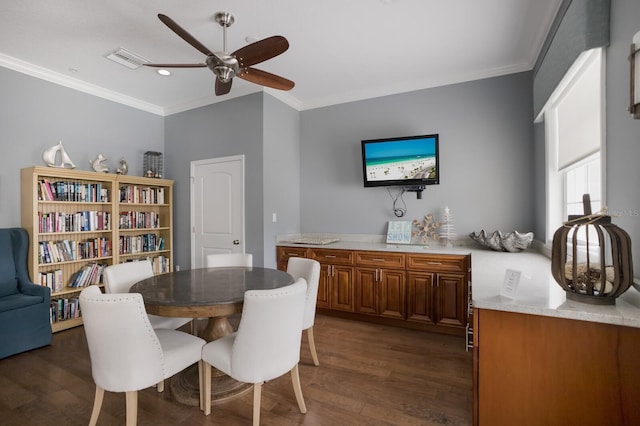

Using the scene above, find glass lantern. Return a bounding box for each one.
[551,195,633,305]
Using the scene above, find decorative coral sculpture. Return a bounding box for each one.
[412,213,441,244]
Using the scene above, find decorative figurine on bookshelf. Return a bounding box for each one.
[116,158,129,175]
[90,153,109,173]
[42,141,76,169]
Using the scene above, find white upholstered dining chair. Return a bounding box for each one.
[102,260,192,331]
[80,285,205,426]
[201,278,308,425]
[205,253,253,268]
[286,257,322,366]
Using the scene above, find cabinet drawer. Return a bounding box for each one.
[277,246,308,261]
[356,251,405,269]
[310,248,355,265]
[406,254,468,273]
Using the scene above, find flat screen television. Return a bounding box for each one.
[361,134,439,188]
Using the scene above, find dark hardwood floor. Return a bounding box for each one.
[0,316,472,425]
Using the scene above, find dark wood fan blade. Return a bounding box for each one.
[237,67,295,91]
[144,63,207,68]
[158,14,214,57]
[233,36,289,68]
[215,79,233,96]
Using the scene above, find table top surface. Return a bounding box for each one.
[129,267,294,307]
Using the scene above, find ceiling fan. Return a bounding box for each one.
[144,12,295,96]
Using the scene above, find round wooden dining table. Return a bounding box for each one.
[130,266,294,406]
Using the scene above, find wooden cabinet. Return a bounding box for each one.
[355,251,406,319]
[21,166,174,332]
[276,245,471,335]
[310,248,355,312]
[473,308,640,426]
[406,254,469,330]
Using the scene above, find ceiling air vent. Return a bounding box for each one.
[105,48,149,69]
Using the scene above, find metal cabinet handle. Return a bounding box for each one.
[372,258,385,262]
[325,255,336,258]
[427,261,442,265]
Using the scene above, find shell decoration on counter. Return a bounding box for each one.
[469,230,534,252]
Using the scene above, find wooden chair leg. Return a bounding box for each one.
[253,382,262,426]
[290,364,307,414]
[125,391,138,426]
[88,385,104,426]
[307,326,320,366]
[204,362,212,415]
[198,360,204,411]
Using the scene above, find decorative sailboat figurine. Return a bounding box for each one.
[42,141,76,169]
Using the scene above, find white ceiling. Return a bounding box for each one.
[0,0,561,116]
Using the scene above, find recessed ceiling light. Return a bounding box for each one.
[157,69,171,76]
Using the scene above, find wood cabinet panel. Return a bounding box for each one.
[276,246,308,271]
[356,251,405,269]
[436,273,466,327]
[355,268,378,315]
[379,269,406,319]
[407,272,435,323]
[331,265,355,312]
[310,248,354,265]
[407,254,466,273]
[474,308,640,426]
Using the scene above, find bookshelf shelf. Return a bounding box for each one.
[21,166,174,332]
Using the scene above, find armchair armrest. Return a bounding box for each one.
[19,280,51,298]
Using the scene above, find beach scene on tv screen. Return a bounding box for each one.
[365,138,437,181]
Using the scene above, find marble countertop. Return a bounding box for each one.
[277,234,640,328]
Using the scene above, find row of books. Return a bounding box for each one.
[119,185,165,204]
[51,297,81,323]
[38,211,112,233]
[120,256,170,274]
[38,269,64,293]
[119,211,160,229]
[119,234,164,254]
[69,263,106,288]
[39,178,109,202]
[39,238,112,264]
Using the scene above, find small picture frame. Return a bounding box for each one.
[386,221,412,244]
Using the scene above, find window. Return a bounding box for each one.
[539,48,606,246]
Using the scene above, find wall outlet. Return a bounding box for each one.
[272,213,277,223]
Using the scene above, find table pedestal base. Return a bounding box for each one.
[170,315,250,407]
[169,363,252,407]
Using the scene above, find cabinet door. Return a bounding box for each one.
[316,262,331,309]
[380,269,406,319]
[407,272,436,324]
[355,267,378,315]
[436,273,466,327]
[331,265,354,312]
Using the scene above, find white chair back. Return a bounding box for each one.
[230,278,306,383]
[286,258,321,330]
[206,253,253,268]
[103,260,154,293]
[80,285,165,391]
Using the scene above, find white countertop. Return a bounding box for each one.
[278,234,640,328]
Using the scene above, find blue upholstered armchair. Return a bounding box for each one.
[0,228,52,359]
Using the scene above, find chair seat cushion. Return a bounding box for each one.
[155,329,206,379]
[201,333,236,376]
[0,292,44,312]
[0,278,18,298]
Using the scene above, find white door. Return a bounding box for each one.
[191,155,245,269]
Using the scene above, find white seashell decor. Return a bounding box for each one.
[469,230,534,252]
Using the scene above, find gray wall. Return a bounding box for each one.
[532,0,640,276]
[263,94,301,267]
[0,67,164,228]
[606,0,640,275]
[299,72,536,238]
[164,93,265,269]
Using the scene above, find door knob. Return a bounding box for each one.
[233,240,240,245]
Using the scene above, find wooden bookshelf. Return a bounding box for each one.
[21,166,174,332]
